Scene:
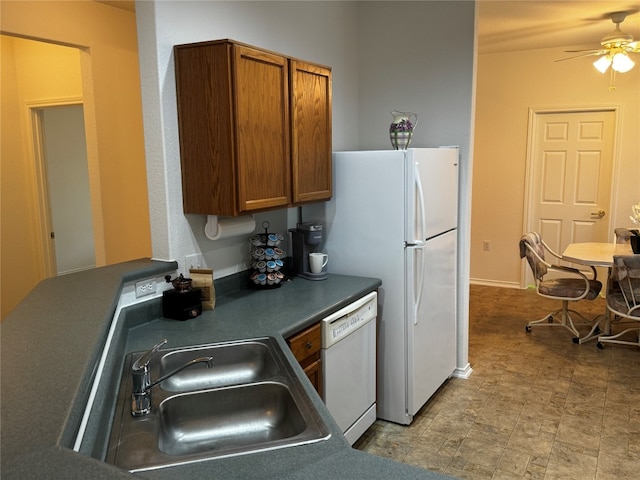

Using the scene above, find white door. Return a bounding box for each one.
[40,105,96,275]
[528,109,615,256]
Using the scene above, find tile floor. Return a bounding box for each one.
[354,285,640,479]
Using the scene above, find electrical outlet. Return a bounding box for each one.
[135,278,157,298]
[185,253,204,270]
[483,240,491,252]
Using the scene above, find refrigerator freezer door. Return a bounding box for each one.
[411,148,459,239]
[406,229,457,418]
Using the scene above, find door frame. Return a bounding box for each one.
[521,105,621,288]
[26,97,104,276]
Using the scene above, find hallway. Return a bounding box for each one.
[355,285,640,479]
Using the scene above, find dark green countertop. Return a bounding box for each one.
[1,259,454,480]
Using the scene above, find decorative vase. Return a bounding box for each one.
[389,110,418,150]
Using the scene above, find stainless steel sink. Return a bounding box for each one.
[158,382,308,456]
[105,337,330,472]
[158,340,279,392]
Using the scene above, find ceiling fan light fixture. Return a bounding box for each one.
[593,55,612,73]
[611,52,635,73]
[600,32,634,48]
[560,11,638,88]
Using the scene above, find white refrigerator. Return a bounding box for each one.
[324,148,458,425]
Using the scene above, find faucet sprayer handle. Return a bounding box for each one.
[132,339,167,373]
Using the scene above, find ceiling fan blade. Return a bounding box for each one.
[624,41,640,52]
[555,51,606,62]
[563,48,603,53]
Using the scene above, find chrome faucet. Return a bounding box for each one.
[131,339,214,416]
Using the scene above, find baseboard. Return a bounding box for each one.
[470,278,522,289]
[452,363,473,379]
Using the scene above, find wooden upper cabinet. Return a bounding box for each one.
[174,40,331,216]
[234,45,291,212]
[291,61,332,203]
[175,40,290,215]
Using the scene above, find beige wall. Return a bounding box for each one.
[472,45,640,287]
[0,36,47,318]
[0,1,151,319]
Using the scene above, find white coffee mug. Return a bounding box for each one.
[309,252,328,274]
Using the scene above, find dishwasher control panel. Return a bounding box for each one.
[321,291,377,348]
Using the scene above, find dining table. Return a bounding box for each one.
[562,242,633,267]
[561,242,634,343]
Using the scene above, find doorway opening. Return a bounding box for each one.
[32,103,96,275]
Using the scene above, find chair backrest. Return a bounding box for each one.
[607,255,640,318]
[614,228,632,244]
[519,232,547,281]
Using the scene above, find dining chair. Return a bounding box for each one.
[597,255,640,349]
[519,232,603,343]
[614,227,632,244]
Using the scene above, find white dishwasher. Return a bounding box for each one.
[321,291,377,445]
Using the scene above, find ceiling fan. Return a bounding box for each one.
[557,11,639,77]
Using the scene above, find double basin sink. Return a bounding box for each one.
[106,337,330,472]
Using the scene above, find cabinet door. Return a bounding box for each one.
[290,61,332,204]
[234,45,291,212]
[175,42,237,215]
[303,358,323,398]
[287,322,322,396]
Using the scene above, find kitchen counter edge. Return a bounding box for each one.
[1,259,454,480]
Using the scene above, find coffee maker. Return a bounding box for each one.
[289,223,327,280]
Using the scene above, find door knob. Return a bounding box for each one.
[591,210,606,218]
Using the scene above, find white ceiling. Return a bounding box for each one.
[98,1,640,55]
[478,0,640,54]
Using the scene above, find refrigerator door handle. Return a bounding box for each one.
[414,246,425,325]
[414,162,426,242]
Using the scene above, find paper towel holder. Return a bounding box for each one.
[205,215,256,241]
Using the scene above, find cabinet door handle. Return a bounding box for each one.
[305,341,313,349]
